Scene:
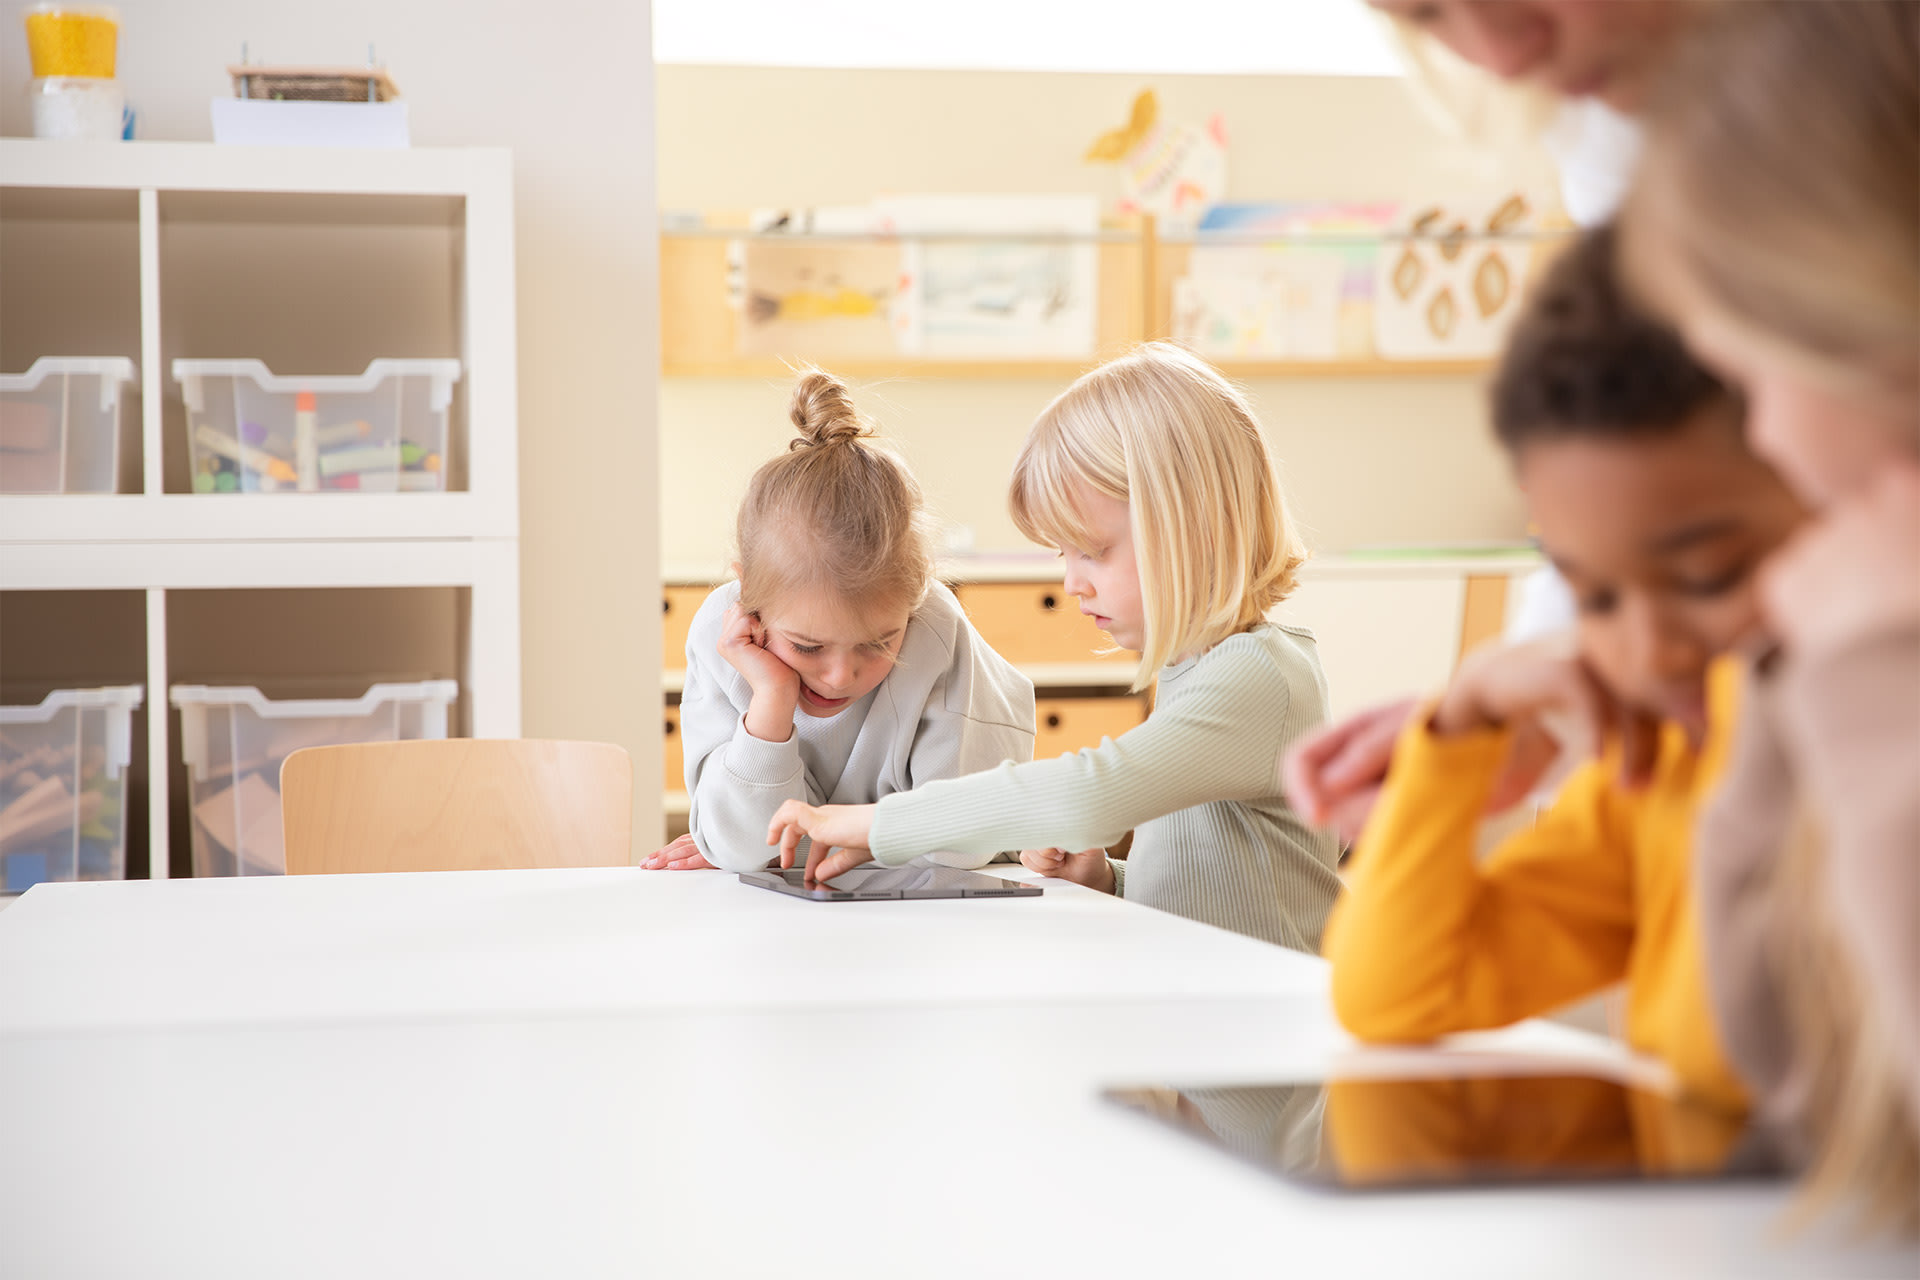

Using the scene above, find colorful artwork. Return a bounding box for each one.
[1173,202,1400,360]
[1085,90,1227,230]
[733,207,902,359]
[1373,193,1542,360]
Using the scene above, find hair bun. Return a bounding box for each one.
[789,369,868,448]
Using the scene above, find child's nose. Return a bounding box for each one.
[1628,598,1705,682]
[1063,563,1091,598]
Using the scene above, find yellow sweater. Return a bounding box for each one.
[1323,661,1748,1114]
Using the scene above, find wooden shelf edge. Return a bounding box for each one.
[663,662,1133,697]
[664,357,1490,381]
[662,358,1107,381]
[1215,358,1491,379]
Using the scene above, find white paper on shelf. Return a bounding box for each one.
[874,194,1100,359]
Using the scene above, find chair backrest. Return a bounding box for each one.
[280,739,633,874]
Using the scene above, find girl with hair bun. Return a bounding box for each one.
[643,369,1035,873]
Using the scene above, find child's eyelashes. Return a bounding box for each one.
[784,639,896,657]
[1673,565,1749,598]
[1573,564,1748,616]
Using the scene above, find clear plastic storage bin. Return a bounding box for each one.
[0,356,137,493]
[172,359,460,494]
[172,680,457,876]
[0,685,143,894]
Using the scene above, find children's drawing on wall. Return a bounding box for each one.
[1173,202,1399,360]
[877,195,1099,358]
[732,207,901,359]
[1373,193,1544,360]
[1085,89,1227,231]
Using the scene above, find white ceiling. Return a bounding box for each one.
[652,0,1404,76]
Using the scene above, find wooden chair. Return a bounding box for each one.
[280,739,633,875]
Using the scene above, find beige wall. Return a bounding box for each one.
[2,0,664,851]
[655,66,1549,567]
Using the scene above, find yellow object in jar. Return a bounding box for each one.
[25,6,119,79]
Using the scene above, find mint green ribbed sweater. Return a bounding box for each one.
[868,622,1342,954]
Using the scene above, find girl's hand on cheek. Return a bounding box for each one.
[1761,463,1920,662]
[718,603,801,739]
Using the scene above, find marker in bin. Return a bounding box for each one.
[315,418,371,448]
[294,390,319,492]
[194,424,296,485]
[325,470,443,492]
[319,441,434,477]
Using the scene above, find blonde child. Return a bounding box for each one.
[765,343,1342,954]
[1318,224,1804,1117]
[642,370,1035,873]
[1620,0,1920,1232]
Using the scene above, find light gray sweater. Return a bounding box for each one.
[681,580,1036,872]
[868,622,1343,954]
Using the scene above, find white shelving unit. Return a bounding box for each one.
[0,139,522,879]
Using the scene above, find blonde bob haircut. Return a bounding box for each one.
[1009,342,1307,691]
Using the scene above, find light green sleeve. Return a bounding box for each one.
[867,638,1293,866]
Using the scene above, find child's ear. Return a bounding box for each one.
[728,559,743,581]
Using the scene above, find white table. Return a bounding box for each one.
[1,869,1912,1279]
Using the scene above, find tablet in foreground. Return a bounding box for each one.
[1104,1072,1789,1191]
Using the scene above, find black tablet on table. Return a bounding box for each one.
[739,865,1042,901]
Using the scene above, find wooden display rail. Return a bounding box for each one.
[660,215,1500,380]
[660,218,1146,381]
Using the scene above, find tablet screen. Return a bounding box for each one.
[1104,1073,1787,1191]
[740,865,1041,899]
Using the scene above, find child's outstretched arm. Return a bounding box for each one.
[1324,639,1642,1042]
[837,631,1311,870]
[1284,698,1571,847]
[680,593,824,872]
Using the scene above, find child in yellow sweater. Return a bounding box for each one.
[1318,224,1804,1113]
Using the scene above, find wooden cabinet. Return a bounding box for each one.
[662,704,684,794]
[1458,574,1512,660]
[950,582,1133,668]
[661,585,710,672]
[1034,695,1149,760]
